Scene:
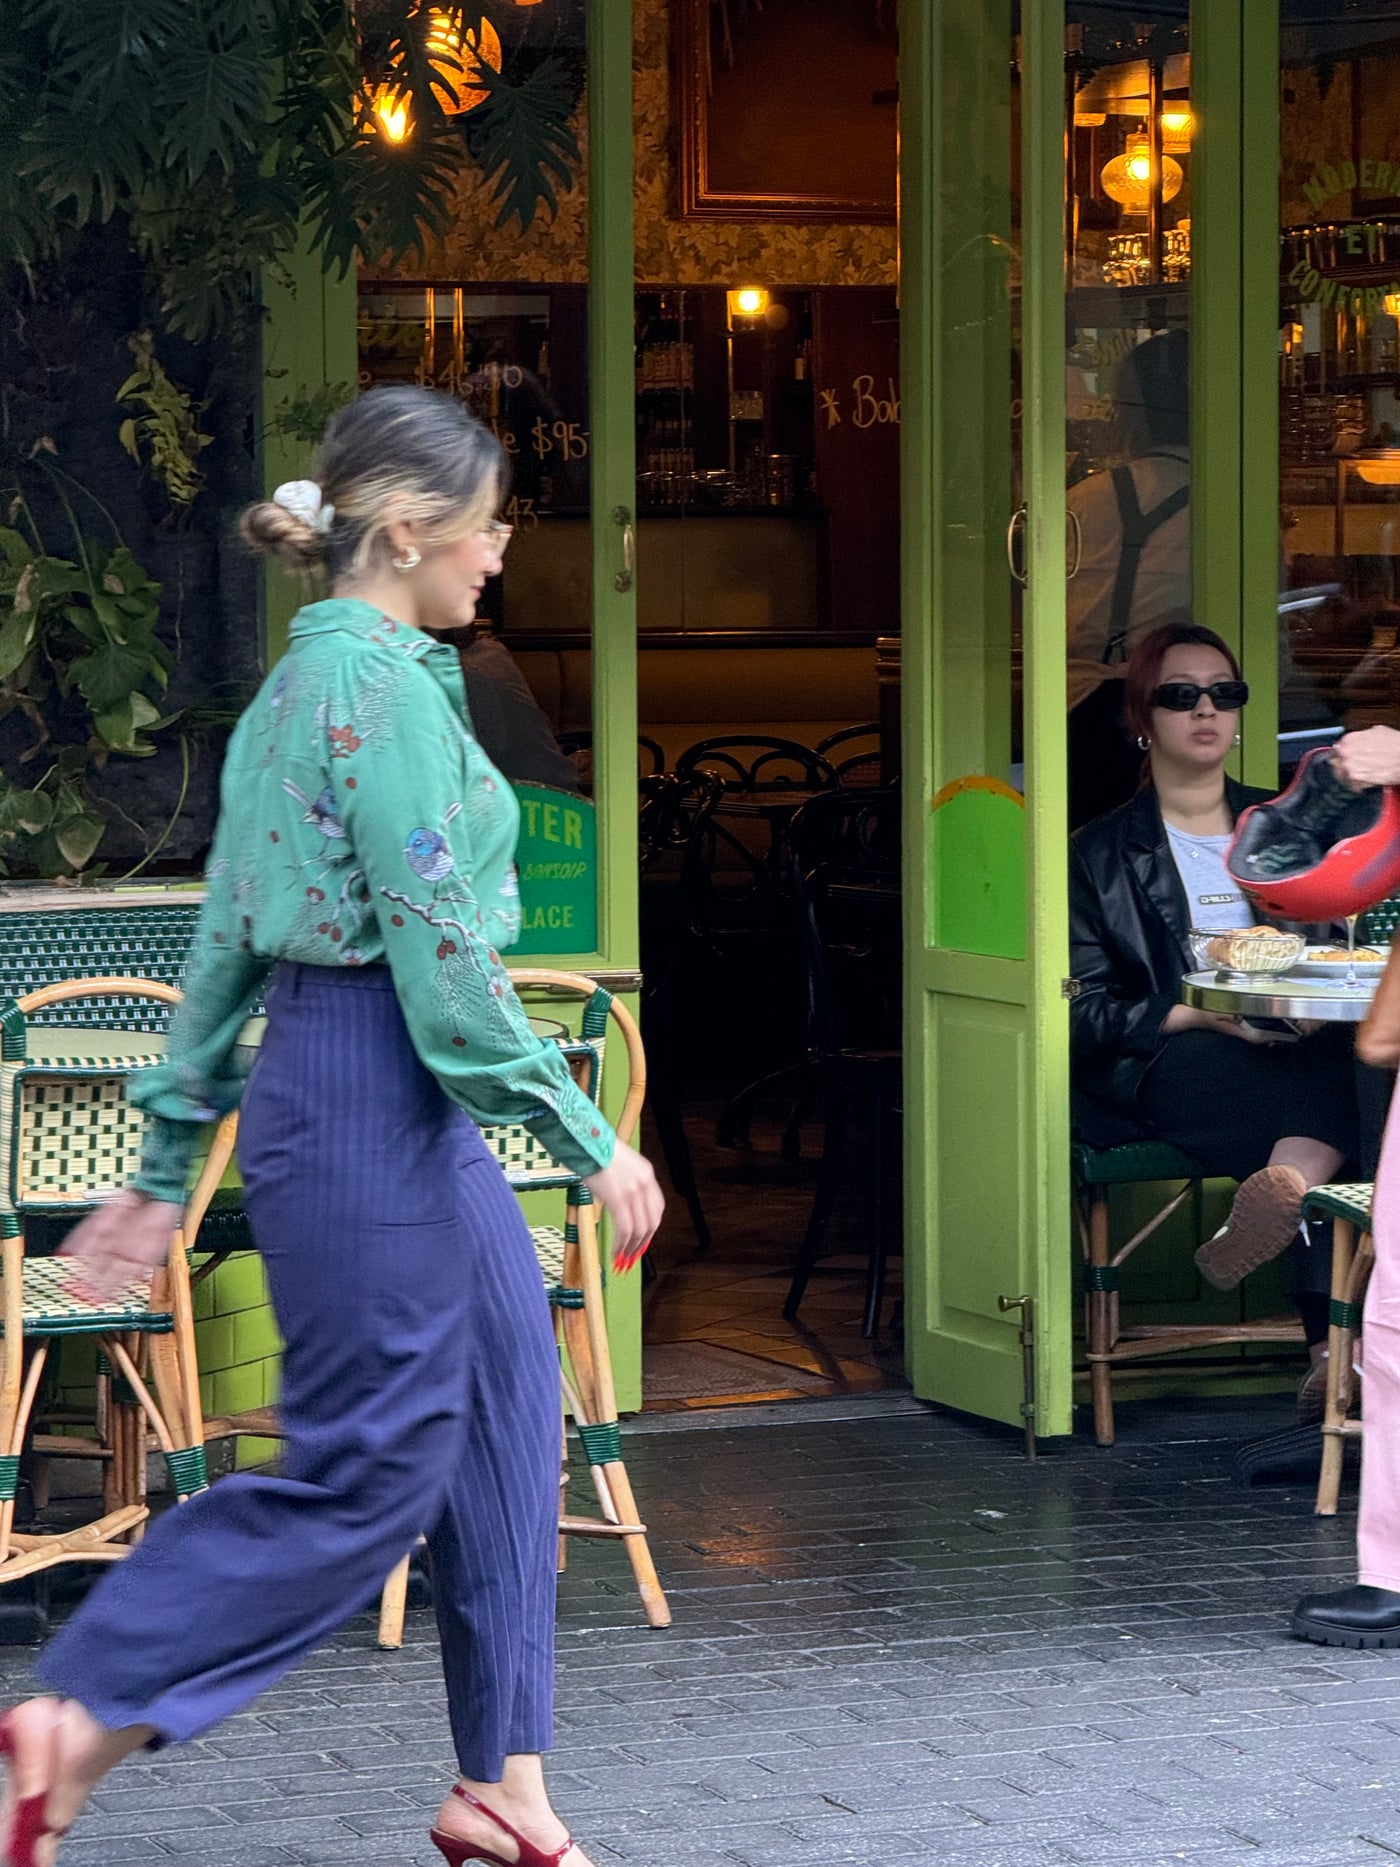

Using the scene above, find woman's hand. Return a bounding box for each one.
[585,1141,665,1272]
[58,1188,182,1301]
[1335,725,1400,790]
[1161,1003,1281,1044]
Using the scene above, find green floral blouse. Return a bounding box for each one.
[131,598,616,1202]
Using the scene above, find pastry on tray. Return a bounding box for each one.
[1201,927,1306,973]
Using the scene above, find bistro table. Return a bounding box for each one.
[1181,968,1379,1023]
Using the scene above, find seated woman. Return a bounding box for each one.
[1070,623,1358,1370]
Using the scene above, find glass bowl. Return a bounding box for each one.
[1188,927,1306,976]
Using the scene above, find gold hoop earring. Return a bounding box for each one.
[393,547,421,573]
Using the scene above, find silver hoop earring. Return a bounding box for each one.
[1136,734,1150,751]
[393,547,421,573]
[1233,731,1242,746]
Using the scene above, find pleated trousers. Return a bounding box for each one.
[1361,1078,1400,1594]
[38,963,561,1782]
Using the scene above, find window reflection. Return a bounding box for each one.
[1280,7,1400,776]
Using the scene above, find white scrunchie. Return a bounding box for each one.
[272,480,336,534]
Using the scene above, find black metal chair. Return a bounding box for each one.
[758,791,903,1334]
[559,731,666,787]
[675,735,837,793]
[817,723,883,788]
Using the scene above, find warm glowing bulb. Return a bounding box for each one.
[370,85,411,142]
[728,287,769,320]
[1126,150,1152,184]
[1385,291,1400,319]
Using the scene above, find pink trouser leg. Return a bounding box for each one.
[1359,1085,1400,1592]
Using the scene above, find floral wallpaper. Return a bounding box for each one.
[362,0,897,287]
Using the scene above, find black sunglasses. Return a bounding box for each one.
[1151,679,1250,713]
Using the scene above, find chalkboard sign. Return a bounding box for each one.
[510,782,597,954]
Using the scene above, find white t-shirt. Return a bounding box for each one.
[1164,821,1248,932]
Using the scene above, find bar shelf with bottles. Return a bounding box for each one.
[634,288,816,515]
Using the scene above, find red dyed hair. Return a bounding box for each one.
[1121,624,1241,743]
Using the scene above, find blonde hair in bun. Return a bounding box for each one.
[238,387,506,581]
[239,500,327,572]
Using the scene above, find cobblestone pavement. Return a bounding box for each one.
[11,1392,1400,1867]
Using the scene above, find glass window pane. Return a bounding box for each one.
[1279,6,1400,784]
[1064,2,1192,832]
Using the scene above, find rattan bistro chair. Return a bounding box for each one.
[0,977,224,1584]
[376,970,671,1646]
[1302,1181,1374,1517]
[1074,1140,1307,1446]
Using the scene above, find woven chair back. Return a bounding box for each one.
[0,906,201,1032]
[0,977,181,1221]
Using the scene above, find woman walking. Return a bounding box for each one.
[0,386,664,1867]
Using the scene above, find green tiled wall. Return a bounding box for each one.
[194,1251,283,1468]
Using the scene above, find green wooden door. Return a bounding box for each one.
[898,0,1072,1436]
[900,0,1286,1434]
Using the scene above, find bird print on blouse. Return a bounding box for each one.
[128,598,614,1204]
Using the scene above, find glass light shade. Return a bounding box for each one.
[427,10,502,115]
[1355,452,1400,487]
[1159,105,1193,154]
[1101,135,1183,208]
[1385,291,1400,319]
[727,288,770,320]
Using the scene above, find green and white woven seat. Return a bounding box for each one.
[0,972,218,1586]
[14,1259,173,1338]
[1301,1182,1373,1231]
[529,1224,585,1310]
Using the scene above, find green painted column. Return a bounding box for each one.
[1022,0,1073,1439]
[258,234,359,666]
[1192,0,1280,787]
[587,0,642,1412]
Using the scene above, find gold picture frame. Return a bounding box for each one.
[676,0,898,224]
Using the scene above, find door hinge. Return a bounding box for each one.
[1061,977,1081,1000]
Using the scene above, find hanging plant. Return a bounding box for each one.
[117,331,213,517]
[463,54,582,232]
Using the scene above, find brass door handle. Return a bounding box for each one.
[1006,505,1027,586]
[613,505,635,593]
[1067,506,1083,580]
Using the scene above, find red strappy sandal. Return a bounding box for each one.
[0,1706,69,1867]
[429,1785,576,1867]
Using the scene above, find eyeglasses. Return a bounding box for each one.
[1151,679,1249,713]
[481,519,513,553]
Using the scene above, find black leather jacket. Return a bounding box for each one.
[1069,778,1272,1145]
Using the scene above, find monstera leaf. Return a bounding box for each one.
[465,56,581,232]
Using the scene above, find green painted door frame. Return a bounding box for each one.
[899,0,1278,1437]
[257,0,643,1406]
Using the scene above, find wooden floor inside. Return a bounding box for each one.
[640,1102,908,1411]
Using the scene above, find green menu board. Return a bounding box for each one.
[510,782,598,955]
